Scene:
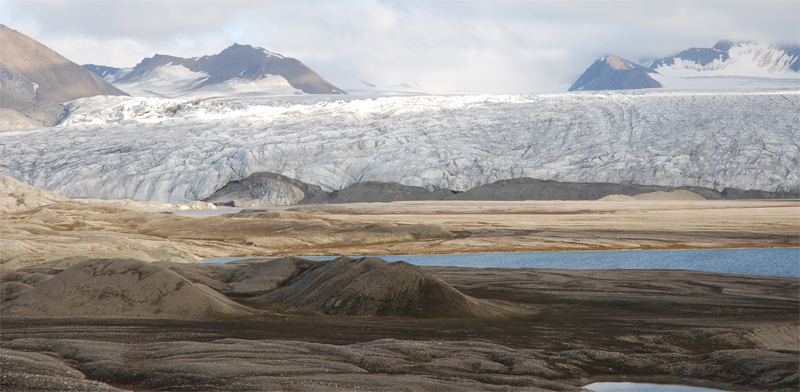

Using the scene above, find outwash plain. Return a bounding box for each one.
[1,174,799,391]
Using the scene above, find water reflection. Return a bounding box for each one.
[202,248,800,277]
[584,382,729,392]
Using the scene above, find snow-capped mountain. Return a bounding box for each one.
[646,41,799,89]
[1,89,796,203]
[83,44,346,98]
[569,55,661,91]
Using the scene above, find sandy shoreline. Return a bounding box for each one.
[3,199,797,270]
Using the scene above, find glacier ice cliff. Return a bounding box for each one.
[0,90,797,203]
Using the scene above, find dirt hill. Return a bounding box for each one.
[251,257,503,318]
[1,258,254,318]
[160,257,319,295]
[0,174,70,212]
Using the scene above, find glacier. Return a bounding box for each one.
[0,89,798,203]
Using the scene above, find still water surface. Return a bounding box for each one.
[584,382,729,392]
[203,247,799,277]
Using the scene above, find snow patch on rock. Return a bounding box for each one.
[114,64,209,98]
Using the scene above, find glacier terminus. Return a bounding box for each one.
[1,88,797,203]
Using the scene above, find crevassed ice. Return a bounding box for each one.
[1,89,797,203]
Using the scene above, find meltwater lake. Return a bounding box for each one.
[583,382,730,392]
[204,247,800,277]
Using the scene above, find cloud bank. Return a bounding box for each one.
[2,0,798,93]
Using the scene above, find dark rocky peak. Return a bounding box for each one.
[219,43,285,59]
[569,55,661,91]
[712,40,736,52]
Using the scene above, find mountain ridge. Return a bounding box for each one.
[646,41,800,73]
[84,43,346,97]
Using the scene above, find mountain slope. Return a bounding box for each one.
[0,25,127,129]
[91,44,346,98]
[0,25,128,102]
[569,55,661,91]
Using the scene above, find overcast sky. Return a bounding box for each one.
[2,0,798,94]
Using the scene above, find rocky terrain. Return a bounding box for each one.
[205,172,799,207]
[204,171,331,206]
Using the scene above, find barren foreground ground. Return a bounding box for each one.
[3,264,798,391]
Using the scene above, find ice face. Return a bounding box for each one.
[1,89,797,203]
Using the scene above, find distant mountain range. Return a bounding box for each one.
[570,41,800,91]
[0,25,128,128]
[83,44,346,98]
[2,23,798,123]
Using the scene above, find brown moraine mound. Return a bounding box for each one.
[250,257,505,318]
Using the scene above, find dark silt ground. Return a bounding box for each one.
[2,264,798,392]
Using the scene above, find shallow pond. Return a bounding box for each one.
[583,382,730,392]
[202,247,799,277]
[170,208,242,216]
